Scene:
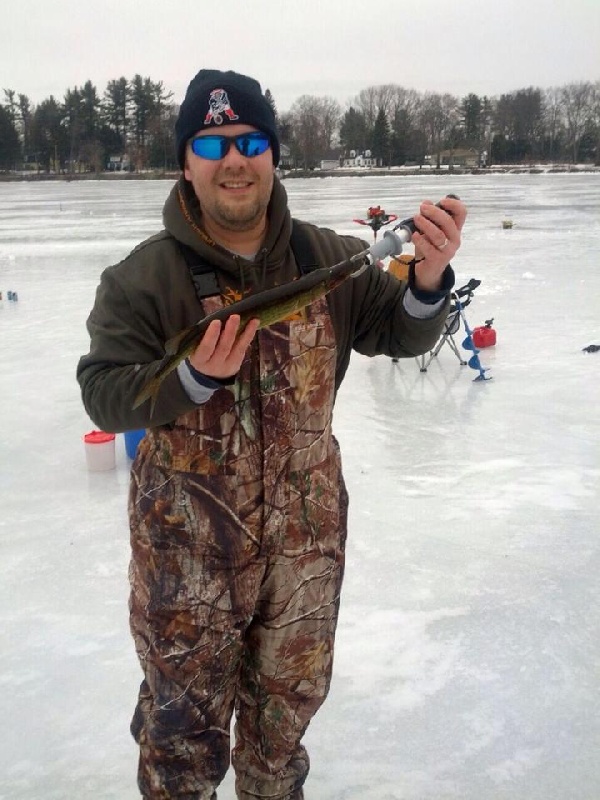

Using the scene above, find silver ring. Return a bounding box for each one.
[436,238,449,251]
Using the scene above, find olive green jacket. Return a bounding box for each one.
[77,176,450,432]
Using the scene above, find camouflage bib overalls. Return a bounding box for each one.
[128,293,348,800]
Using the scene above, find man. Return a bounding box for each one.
[77,69,466,800]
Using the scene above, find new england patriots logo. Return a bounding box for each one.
[204,89,240,126]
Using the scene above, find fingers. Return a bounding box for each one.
[197,318,226,358]
[415,201,460,245]
[412,198,466,259]
[411,197,467,292]
[231,317,260,357]
[438,196,468,231]
[189,315,259,379]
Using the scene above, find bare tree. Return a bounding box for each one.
[320,97,342,149]
[351,86,379,131]
[543,87,565,162]
[389,86,420,124]
[561,81,593,163]
[419,92,460,167]
[288,95,339,169]
[352,84,400,132]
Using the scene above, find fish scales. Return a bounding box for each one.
[133,254,365,413]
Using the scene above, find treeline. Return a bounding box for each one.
[284,81,600,169]
[0,76,598,173]
[0,76,175,173]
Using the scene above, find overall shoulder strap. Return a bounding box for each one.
[178,220,320,303]
[289,220,320,274]
[178,241,221,299]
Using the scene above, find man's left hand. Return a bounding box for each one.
[411,196,467,292]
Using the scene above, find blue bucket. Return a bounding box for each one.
[124,429,146,459]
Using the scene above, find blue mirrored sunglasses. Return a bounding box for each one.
[190,131,271,161]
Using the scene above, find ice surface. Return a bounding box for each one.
[0,174,599,799]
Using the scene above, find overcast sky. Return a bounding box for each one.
[2,0,598,111]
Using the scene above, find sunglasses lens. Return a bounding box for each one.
[190,136,227,160]
[190,132,270,160]
[236,133,270,157]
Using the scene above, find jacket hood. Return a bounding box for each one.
[162,174,293,290]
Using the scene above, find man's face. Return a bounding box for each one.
[184,124,275,234]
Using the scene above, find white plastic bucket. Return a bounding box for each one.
[84,430,116,471]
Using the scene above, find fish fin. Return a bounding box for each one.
[132,374,162,412]
[165,324,198,355]
[133,329,199,413]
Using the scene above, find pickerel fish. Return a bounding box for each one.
[132,247,372,412]
[132,194,458,413]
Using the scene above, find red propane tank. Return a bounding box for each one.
[472,325,496,348]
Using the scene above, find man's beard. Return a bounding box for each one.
[210,170,272,232]
[213,196,266,231]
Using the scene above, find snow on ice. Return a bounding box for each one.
[0,173,599,799]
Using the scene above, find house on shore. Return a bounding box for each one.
[430,148,481,168]
[340,149,382,169]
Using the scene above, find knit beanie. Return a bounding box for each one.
[175,69,280,168]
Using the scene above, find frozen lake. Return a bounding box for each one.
[0,173,599,799]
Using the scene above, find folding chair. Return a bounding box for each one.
[416,279,481,372]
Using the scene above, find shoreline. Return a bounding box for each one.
[1,164,599,183]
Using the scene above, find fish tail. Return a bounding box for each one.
[133,373,169,413]
[165,323,200,356]
[133,259,359,414]
[132,356,180,412]
[133,327,202,413]
[132,372,163,411]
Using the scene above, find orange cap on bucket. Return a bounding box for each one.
[84,430,116,444]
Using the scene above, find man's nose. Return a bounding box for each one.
[222,141,248,164]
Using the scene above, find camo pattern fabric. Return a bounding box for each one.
[128,294,348,799]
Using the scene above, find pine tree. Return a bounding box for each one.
[0,103,20,169]
[371,108,390,165]
[265,89,278,123]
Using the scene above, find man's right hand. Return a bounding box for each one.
[188,314,260,380]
